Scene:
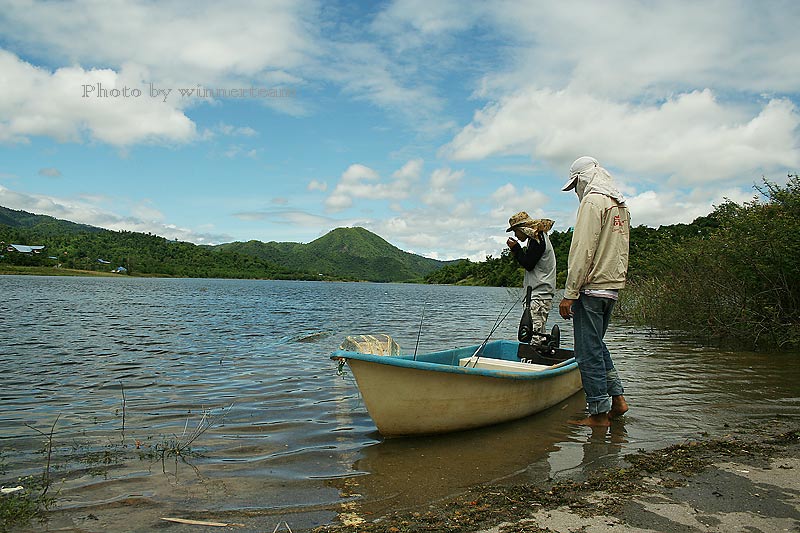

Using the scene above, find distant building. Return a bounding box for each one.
[113,266,128,273]
[8,244,45,253]
[97,258,111,264]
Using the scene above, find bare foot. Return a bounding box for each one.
[610,395,629,418]
[568,413,611,427]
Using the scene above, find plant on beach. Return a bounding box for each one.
[1,401,233,531]
[143,405,232,463]
[618,175,800,350]
[0,476,55,533]
[1,418,60,532]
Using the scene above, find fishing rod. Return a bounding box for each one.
[467,290,523,367]
[412,299,426,361]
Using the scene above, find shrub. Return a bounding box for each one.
[618,176,800,350]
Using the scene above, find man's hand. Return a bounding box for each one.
[559,298,576,319]
[506,237,519,249]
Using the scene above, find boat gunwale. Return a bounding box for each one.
[331,341,578,381]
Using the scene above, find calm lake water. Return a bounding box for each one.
[1,276,798,532]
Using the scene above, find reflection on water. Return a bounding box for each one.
[345,392,587,516]
[1,276,798,531]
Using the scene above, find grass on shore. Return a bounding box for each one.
[0,265,124,277]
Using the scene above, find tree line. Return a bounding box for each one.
[425,178,799,351]
[3,177,797,350]
[0,228,321,280]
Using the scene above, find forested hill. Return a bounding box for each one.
[0,206,453,282]
[213,227,455,282]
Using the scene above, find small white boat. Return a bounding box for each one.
[332,336,582,437]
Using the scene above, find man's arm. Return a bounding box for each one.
[564,197,603,299]
[510,236,545,271]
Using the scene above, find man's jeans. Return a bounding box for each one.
[573,294,625,415]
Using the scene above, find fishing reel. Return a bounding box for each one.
[524,324,561,356]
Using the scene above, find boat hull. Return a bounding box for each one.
[334,340,583,437]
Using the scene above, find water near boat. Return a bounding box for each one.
[2,276,798,531]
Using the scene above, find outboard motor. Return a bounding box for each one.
[518,324,562,363]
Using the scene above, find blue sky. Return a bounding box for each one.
[1,1,798,261]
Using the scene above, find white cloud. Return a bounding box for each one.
[0,1,447,150]
[0,0,317,85]
[490,183,548,218]
[38,167,62,178]
[392,158,423,181]
[325,161,420,213]
[318,41,445,124]
[222,145,259,159]
[626,186,757,228]
[232,208,339,235]
[307,180,328,192]
[0,51,196,146]
[0,185,228,244]
[443,88,800,186]
[371,0,485,51]
[476,2,800,98]
[422,167,463,206]
[218,123,258,137]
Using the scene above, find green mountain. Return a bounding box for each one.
[0,206,452,282]
[0,206,104,235]
[214,227,452,282]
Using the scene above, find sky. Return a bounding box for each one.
[1,1,798,261]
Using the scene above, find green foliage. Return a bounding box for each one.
[618,176,800,350]
[0,208,454,282]
[0,477,53,532]
[422,177,798,351]
[0,226,305,279]
[424,230,573,287]
[0,443,56,532]
[215,227,453,282]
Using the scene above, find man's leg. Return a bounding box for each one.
[570,295,613,426]
[598,303,628,418]
[530,298,552,335]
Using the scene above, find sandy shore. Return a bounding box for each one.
[314,420,799,533]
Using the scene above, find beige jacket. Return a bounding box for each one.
[564,193,630,299]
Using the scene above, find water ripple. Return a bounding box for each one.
[1,276,798,525]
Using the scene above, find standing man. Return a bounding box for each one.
[506,212,557,336]
[558,156,630,427]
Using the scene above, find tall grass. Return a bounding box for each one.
[617,176,800,351]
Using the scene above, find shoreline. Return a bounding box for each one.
[312,419,799,533]
[14,419,799,532]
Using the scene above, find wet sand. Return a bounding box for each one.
[314,419,799,533]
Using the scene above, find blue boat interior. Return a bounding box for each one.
[397,340,571,367]
[331,340,576,380]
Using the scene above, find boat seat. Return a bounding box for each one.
[459,357,551,372]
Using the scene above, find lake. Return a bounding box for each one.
[1,276,798,531]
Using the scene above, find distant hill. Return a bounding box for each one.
[0,206,454,282]
[0,206,104,235]
[213,227,453,282]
